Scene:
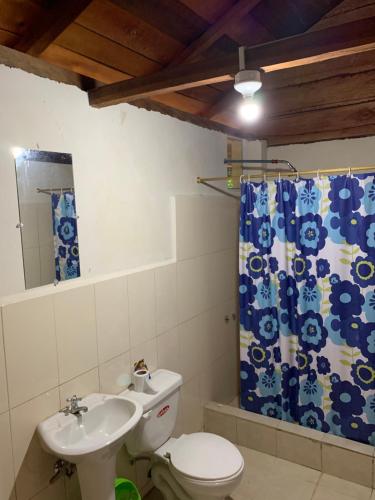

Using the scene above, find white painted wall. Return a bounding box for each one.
[268,136,375,172]
[0,65,227,297]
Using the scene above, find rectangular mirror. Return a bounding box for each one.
[15,149,80,289]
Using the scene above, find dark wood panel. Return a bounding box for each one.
[0,28,19,46]
[196,35,238,60]
[251,0,344,38]
[267,124,375,146]
[264,70,375,117]
[0,0,42,35]
[263,49,375,89]
[202,89,239,119]
[322,0,375,17]
[179,0,235,23]
[248,100,375,137]
[226,11,273,45]
[178,86,222,104]
[55,23,162,77]
[15,0,92,55]
[151,92,209,114]
[108,0,209,45]
[77,0,184,65]
[170,0,261,65]
[41,44,130,83]
[310,1,375,29]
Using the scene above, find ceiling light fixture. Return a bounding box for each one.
[234,47,262,122]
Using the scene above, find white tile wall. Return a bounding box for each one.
[0,194,239,499]
[128,270,156,348]
[0,310,9,414]
[155,264,178,335]
[0,411,15,500]
[176,256,207,322]
[59,368,99,407]
[54,286,98,383]
[3,296,58,408]
[99,352,131,395]
[156,328,180,373]
[95,277,130,364]
[177,314,206,382]
[10,389,60,476]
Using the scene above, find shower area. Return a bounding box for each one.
[200,159,375,448]
[238,173,374,446]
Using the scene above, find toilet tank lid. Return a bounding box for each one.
[119,369,183,412]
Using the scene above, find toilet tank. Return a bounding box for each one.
[121,369,183,456]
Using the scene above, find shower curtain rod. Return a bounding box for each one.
[224,158,297,172]
[197,164,375,199]
[37,187,74,195]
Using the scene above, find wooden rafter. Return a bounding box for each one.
[169,0,262,65]
[0,44,83,88]
[15,0,93,56]
[88,15,375,108]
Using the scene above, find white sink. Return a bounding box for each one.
[38,393,142,500]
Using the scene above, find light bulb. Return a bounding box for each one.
[239,96,261,122]
[11,147,24,159]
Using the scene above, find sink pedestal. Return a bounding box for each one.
[77,455,117,500]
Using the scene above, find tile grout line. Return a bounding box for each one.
[310,471,324,500]
[0,307,11,415]
[50,294,62,406]
[91,284,100,392]
[0,307,18,499]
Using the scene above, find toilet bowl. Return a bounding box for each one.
[120,369,244,500]
[154,433,244,499]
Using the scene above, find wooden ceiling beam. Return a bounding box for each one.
[0,43,83,88]
[88,15,375,108]
[15,0,93,56]
[169,0,262,65]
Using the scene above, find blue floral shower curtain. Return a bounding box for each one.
[51,192,80,281]
[239,174,375,445]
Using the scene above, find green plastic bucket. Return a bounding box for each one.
[115,478,141,500]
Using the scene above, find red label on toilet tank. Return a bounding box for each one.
[157,405,170,417]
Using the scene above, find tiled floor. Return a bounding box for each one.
[145,446,375,500]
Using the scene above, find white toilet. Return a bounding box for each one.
[120,369,244,500]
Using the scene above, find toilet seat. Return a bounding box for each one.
[168,432,244,481]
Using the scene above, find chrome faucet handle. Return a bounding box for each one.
[59,406,71,416]
[66,395,81,402]
[66,395,82,405]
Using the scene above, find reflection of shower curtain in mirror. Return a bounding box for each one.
[51,193,80,281]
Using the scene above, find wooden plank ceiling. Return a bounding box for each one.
[0,0,375,145]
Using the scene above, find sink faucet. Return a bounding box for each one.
[60,395,88,417]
